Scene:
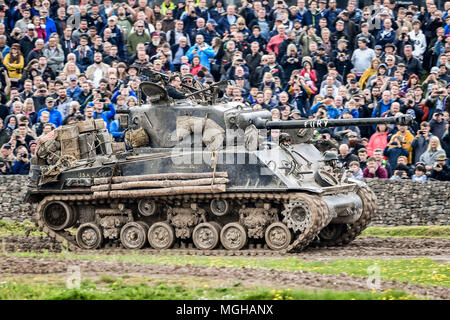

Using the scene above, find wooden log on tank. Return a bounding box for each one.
[92,184,227,199]
[91,178,230,191]
[93,172,228,185]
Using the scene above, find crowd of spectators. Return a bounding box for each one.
[0,0,449,181]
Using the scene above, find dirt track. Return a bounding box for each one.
[1,255,449,300]
[2,236,450,261]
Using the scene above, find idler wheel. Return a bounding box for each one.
[42,201,74,231]
[210,199,229,216]
[148,222,175,250]
[120,222,149,249]
[265,222,292,250]
[220,222,247,250]
[318,224,346,242]
[138,199,157,216]
[76,223,103,249]
[192,222,220,250]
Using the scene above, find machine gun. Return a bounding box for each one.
[140,68,227,103]
[184,79,228,98]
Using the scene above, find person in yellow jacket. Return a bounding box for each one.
[390,123,415,163]
[359,58,381,89]
[161,0,176,15]
[3,43,24,83]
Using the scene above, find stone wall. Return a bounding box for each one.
[0,176,449,226]
[0,176,35,222]
[365,179,450,226]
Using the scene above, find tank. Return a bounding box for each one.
[26,80,412,253]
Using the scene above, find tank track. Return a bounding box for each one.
[314,186,377,247]
[36,192,332,255]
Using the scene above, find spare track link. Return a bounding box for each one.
[35,192,331,255]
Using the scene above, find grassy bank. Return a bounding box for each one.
[0,276,417,300]
[361,226,450,239]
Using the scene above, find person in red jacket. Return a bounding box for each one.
[363,157,388,179]
[367,123,389,156]
[266,24,287,55]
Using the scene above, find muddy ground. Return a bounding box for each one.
[1,235,449,299]
[2,235,450,261]
[1,255,449,300]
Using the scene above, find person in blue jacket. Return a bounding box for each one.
[311,98,340,119]
[36,97,63,128]
[371,90,393,118]
[186,34,215,70]
[11,146,30,175]
[375,18,396,47]
[39,7,57,42]
[91,99,116,132]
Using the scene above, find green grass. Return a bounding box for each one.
[0,278,418,300]
[6,251,450,288]
[361,226,450,239]
[0,220,45,237]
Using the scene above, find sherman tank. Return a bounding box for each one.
[26,79,412,253]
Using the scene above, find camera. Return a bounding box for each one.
[419,130,424,135]
[39,89,46,93]
[0,5,4,11]
[20,152,27,158]
[391,141,398,146]
[395,171,404,177]
[0,163,4,168]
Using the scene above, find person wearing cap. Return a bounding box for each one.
[101,15,126,61]
[36,97,63,128]
[19,23,39,60]
[197,19,220,45]
[422,66,447,95]
[429,153,450,181]
[332,38,352,79]
[331,19,349,46]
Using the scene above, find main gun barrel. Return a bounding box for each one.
[238,112,412,130]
